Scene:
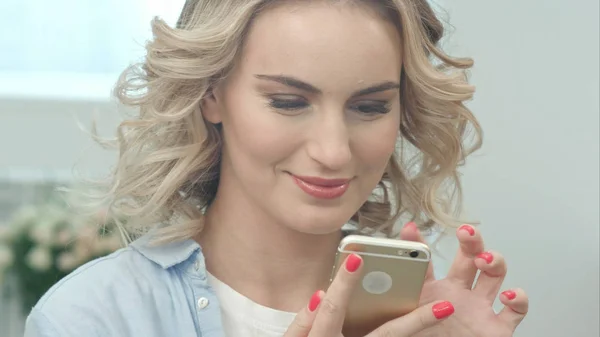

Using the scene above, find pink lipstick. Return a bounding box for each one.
[291,175,350,199]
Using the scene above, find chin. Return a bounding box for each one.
[273,193,367,236]
[283,210,351,236]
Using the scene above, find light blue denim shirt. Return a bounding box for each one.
[24,233,225,337]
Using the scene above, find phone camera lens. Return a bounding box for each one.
[409,250,419,258]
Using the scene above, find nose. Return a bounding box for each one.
[305,114,352,171]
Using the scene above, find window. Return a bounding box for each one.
[0,0,186,100]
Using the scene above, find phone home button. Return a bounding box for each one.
[362,271,393,295]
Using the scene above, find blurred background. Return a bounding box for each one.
[0,1,597,336]
[0,1,186,336]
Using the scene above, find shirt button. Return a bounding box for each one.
[197,297,209,310]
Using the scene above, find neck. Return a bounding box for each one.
[197,188,342,313]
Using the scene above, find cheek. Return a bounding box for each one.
[222,98,300,168]
[353,116,400,170]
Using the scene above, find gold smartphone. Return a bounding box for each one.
[330,234,431,334]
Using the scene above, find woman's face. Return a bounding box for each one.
[204,2,402,234]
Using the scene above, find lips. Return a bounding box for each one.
[291,174,351,199]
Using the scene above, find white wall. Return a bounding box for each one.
[0,96,121,183]
[435,0,599,336]
[0,0,598,336]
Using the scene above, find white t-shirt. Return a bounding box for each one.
[207,272,297,337]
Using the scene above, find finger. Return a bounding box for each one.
[367,300,455,337]
[310,253,363,336]
[284,290,324,337]
[399,222,434,282]
[498,288,529,330]
[472,250,508,302]
[446,224,485,288]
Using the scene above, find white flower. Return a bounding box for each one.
[29,224,54,246]
[56,252,79,272]
[0,225,11,242]
[26,247,52,272]
[72,240,93,262]
[77,224,99,244]
[54,229,73,247]
[0,244,14,269]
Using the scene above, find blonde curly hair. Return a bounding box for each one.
[79,0,482,244]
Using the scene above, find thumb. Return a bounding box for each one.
[284,290,324,337]
[367,301,455,337]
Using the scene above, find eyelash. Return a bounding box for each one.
[267,98,391,115]
[268,99,308,110]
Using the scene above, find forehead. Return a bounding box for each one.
[238,2,403,88]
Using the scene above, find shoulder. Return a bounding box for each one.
[24,235,205,337]
[24,248,157,336]
[34,247,159,309]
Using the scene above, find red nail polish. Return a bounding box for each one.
[502,290,517,300]
[405,222,417,231]
[345,254,362,273]
[477,252,494,264]
[432,301,455,319]
[458,225,475,236]
[308,291,322,312]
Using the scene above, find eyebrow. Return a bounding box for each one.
[254,74,400,97]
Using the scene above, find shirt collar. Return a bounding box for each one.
[130,230,202,269]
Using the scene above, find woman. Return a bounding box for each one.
[25,0,529,336]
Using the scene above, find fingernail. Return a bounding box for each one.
[308,291,322,312]
[432,301,455,319]
[501,290,517,300]
[405,222,417,231]
[458,224,475,236]
[345,254,362,273]
[477,252,494,264]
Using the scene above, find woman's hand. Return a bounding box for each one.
[284,254,455,337]
[400,222,529,337]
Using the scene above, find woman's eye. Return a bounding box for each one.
[351,102,391,115]
[268,98,308,111]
